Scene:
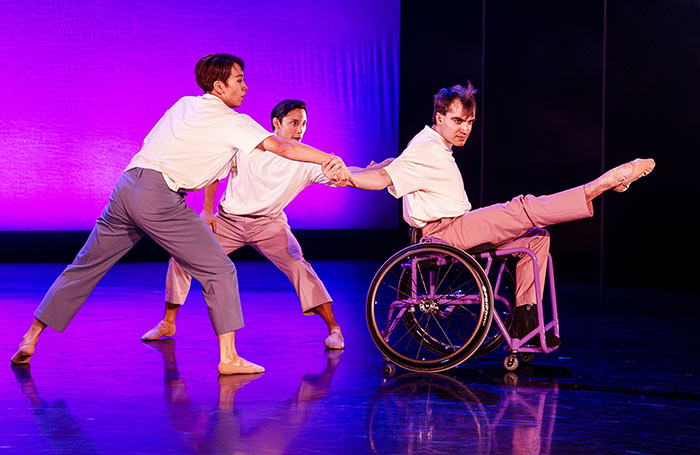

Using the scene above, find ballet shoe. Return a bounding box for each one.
[324,329,345,350]
[11,339,36,365]
[218,356,265,375]
[141,320,176,341]
[609,158,656,192]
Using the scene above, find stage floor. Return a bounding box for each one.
[1,261,698,454]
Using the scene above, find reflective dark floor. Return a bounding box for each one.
[1,261,699,454]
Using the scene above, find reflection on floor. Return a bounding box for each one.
[1,261,698,454]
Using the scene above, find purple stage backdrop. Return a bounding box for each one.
[0,1,399,230]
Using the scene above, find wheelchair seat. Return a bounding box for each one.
[410,226,496,254]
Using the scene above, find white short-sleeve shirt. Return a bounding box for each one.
[219,150,332,217]
[126,94,271,192]
[384,126,471,228]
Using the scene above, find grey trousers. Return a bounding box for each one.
[166,211,332,314]
[35,168,243,335]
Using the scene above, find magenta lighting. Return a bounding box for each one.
[0,0,399,230]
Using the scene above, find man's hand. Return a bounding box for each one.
[200,209,217,233]
[322,156,352,187]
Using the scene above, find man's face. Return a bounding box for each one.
[433,99,475,147]
[273,108,307,142]
[215,63,247,108]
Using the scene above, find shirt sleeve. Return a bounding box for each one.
[384,148,426,198]
[309,163,333,186]
[229,114,273,157]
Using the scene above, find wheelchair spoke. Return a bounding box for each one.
[367,243,494,371]
[429,312,456,351]
[404,312,428,353]
[386,266,409,284]
[441,307,471,345]
[378,283,412,301]
[453,278,479,294]
[453,304,479,322]
[414,258,430,298]
[442,314,469,344]
[393,311,427,348]
[432,255,456,294]
[415,330,425,359]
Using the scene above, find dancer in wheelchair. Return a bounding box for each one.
[340,83,655,347]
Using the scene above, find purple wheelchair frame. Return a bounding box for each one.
[418,233,561,368]
[472,246,560,355]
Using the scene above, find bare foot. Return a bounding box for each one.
[141,320,176,341]
[218,356,265,375]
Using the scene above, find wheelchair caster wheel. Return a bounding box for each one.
[383,362,396,376]
[520,353,534,364]
[504,354,519,371]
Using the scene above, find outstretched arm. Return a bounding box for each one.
[259,135,351,184]
[348,168,394,191]
[322,158,394,190]
[347,157,395,173]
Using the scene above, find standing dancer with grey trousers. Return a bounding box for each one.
[10,53,350,375]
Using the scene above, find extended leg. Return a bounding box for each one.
[248,214,343,349]
[315,304,344,350]
[35,208,145,332]
[424,186,593,251]
[128,170,258,373]
[423,158,656,250]
[12,171,145,364]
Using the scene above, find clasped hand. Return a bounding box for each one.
[322,156,352,186]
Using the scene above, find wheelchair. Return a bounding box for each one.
[366,228,561,373]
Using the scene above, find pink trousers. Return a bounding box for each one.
[421,186,593,307]
[166,211,332,314]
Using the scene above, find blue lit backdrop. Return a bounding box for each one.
[0,0,399,230]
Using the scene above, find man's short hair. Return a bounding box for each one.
[195,54,245,93]
[432,83,478,125]
[270,99,307,129]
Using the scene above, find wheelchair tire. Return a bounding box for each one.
[366,243,494,372]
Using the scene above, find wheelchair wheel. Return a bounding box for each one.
[473,259,516,357]
[366,243,494,372]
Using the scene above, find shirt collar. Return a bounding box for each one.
[423,125,452,152]
[202,93,239,112]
